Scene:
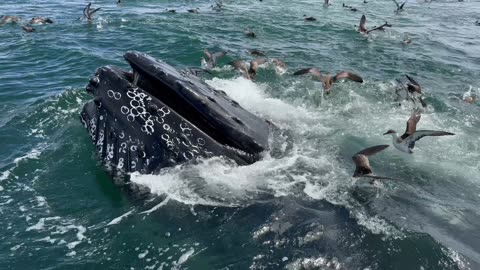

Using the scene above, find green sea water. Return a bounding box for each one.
[1,0,480,269]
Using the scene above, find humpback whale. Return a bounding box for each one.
[80,51,276,174]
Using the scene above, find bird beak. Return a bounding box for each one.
[383,132,389,135]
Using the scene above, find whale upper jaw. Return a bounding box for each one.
[80,51,275,174]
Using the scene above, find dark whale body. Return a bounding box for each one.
[80,51,275,174]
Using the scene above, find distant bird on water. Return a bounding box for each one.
[293,68,363,94]
[22,26,35,32]
[248,49,266,56]
[383,110,455,153]
[304,15,317,21]
[29,17,53,25]
[244,28,256,38]
[0,15,20,25]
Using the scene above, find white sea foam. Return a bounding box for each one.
[107,210,135,225]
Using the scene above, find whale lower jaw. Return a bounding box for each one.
[80,51,275,174]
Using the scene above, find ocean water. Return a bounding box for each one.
[1,0,480,269]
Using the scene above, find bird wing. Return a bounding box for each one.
[406,75,420,87]
[251,58,268,66]
[83,3,91,18]
[90,7,101,16]
[401,110,421,139]
[332,71,364,83]
[399,1,407,9]
[392,0,400,8]
[359,15,367,32]
[293,68,322,81]
[354,145,389,157]
[407,130,455,149]
[211,51,226,65]
[229,60,248,73]
[203,49,212,61]
[270,58,285,68]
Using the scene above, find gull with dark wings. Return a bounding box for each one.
[357,15,392,35]
[383,110,455,153]
[83,3,101,21]
[229,58,268,80]
[392,0,407,13]
[293,68,363,94]
[201,49,227,70]
[352,145,393,180]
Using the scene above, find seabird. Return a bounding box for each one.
[464,96,477,104]
[357,15,392,35]
[187,8,200,13]
[403,37,412,44]
[270,58,287,74]
[229,58,267,80]
[293,68,363,94]
[201,49,226,69]
[166,9,176,13]
[392,0,407,13]
[22,26,35,32]
[211,0,224,11]
[304,15,317,21]
[83,3,100,21]
[383,110,455,153]
[229,60,250,79]
[244,28,256,38]
[324,0,332,6]
[0,15,20,25]
[248,49,266,56]
[29,17,54,25]
[395,75,427,107]
[352,145,392,179]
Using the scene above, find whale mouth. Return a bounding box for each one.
[123,51,271,154]
[80,51,275,174]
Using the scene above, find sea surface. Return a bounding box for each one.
[1,0,480,269]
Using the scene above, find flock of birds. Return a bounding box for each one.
[1,0,476,182]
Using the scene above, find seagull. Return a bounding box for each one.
[352,145,393,179]
[357,15,392,35]
[395,75,426,108]
[0,15,20,25]
[229,58,268,80]
[270,58,287,74]
[248,49,266,56]
[22,26,35,32]
[383,110,455,153]
[201,49,227,69]
[29,17,54,25]
[244,28,256,38]
[293,68,363,94]
[392,0,407,13]
[83,3,101,21]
